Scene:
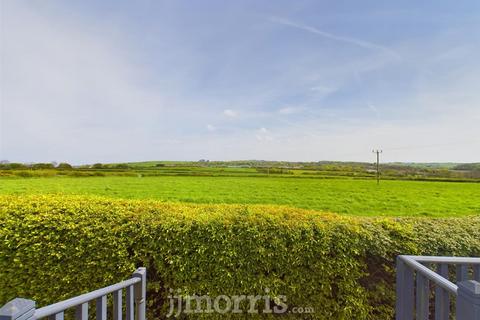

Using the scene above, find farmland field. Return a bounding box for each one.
[1,175,479,217]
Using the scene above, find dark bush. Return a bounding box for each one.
[57,163,73,170]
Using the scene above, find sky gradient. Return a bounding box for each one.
[1,1,480,164]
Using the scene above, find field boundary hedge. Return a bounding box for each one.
[1,195,479,319]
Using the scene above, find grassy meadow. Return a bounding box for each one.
[2,162,480,318]
[1,174,479,216]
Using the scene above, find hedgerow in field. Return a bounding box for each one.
[0,195,479,319]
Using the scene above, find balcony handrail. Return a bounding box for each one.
[0,267,146,320]
[35,277,141,319]
[396,255,480,320]
[403,255,480,265]
[399,255,458,295]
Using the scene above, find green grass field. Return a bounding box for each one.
[1,175,479,217]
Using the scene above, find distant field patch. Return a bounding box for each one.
[0,176,478,216]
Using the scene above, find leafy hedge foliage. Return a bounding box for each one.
[1,195,479,319]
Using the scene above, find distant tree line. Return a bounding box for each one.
[453,163,480,171]
[1,160,480,180]
[0,162,73,170]
[0,162,136,170]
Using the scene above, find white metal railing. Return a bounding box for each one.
[0,268,146,320]
[396,256,480,319]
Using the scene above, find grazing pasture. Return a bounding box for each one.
[0,175,478,217]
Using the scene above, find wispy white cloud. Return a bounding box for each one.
[255,127,273,142]
[278,107,302,115]
[269,16,401,60]
[310,85,335,93]
[206,124,216,132]
[367,103,380,119]
[223,109,238,117]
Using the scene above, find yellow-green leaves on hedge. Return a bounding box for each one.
[1,195,479,319]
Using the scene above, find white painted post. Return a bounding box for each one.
[0,298,35,320]
[435,264,450,320]
[396,257,414,320]
[456,280,480,320]
[133,267,147,320]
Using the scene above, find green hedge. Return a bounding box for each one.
[1,195,479,319]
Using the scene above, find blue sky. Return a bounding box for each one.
[1,0,480,164]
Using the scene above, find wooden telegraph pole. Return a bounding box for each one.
[372,149,382,184]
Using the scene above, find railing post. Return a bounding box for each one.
[416,272,430,320]
[0,298,35,320]
[396,256,414,320]
[435,264,450,320]
[133,267,147,320]
[456,280,480,320]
